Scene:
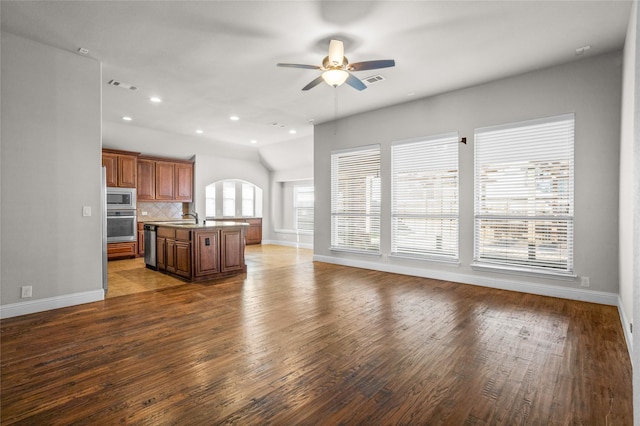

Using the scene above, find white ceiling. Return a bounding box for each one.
[1,0,633,164]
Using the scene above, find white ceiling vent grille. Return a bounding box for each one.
[107,79,138,91]
[363,75,385,86]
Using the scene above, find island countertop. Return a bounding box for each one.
[147,220,250,229]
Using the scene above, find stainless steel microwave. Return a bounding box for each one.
[106,187,136,210]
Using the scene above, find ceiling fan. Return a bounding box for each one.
[277,40,395,91]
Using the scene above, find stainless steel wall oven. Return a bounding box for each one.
[106,210,137,242]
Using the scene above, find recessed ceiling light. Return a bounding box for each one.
[250,140,257,144]
[230,115,240,121]
[122,116,132,121]
[289,129,297,134]
[149,96,162,103]
[195,129,204,134]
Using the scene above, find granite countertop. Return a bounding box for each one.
[147,220,249,229]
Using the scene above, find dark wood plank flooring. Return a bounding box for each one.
[1,245,632,424]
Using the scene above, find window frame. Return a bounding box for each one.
[293,184,314,234]
[330,145,381,254]
[473,113,575,277]
[391,132,459,263]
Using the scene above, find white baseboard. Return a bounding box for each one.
[313,254,619,306]
[263,240,313,250]
[0,290,105,319]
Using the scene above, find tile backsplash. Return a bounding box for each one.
[138,202,190,221]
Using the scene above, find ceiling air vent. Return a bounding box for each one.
[363,75,385,86]
[107,79,138,91]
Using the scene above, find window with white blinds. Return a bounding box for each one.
[222,181,236,217]
[391,133,459,261]
[241,182,254,217]
[294,185,314,232]
[331,146,381,253]
[474,113,575,275]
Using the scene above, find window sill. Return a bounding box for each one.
[274,228,313,236]
[390,253,460,266]
[329,247,381,257]
[471,262,576,281]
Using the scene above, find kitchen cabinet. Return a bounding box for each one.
[194,230,220,277]
[154,223,246,282]
[137,222,145,256]
[217,218,262,244]
[174,162,193,201]
[155,160,175,201]
[245,218,262,245]
[137,156,193,202]
[107,242,137,260]
[156,227,192,279]
[136,159,155,201]
[102,149,139,188]
[221,228,245,272]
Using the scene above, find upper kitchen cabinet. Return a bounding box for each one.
[102,149,139,188]
[137,159,155,200]
[174,162,193,202]
[138,156,193,202]
[155,160,175,201]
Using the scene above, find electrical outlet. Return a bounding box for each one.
[580,276,590,287]
[21,286,32,298]
[82,206,91,217]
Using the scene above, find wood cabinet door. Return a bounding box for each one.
[166,239,176,273]
[156,237,166,270]
[118,155,137,188]
[137,159,155,201]
[174,162,193,202]
[245,219,262,245]
[175,241,192,279]
[102,153,118,187]
[155,161,175,200]
[221,228,245,272]
[194,231,220,277]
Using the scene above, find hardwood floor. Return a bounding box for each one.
[1,245,632,424]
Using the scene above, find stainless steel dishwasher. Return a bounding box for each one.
[143,223,157,270]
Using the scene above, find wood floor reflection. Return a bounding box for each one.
[1,245,632,424]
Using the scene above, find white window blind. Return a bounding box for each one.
[391,133,459,261]
[205,183,216,217]
[474,113,574,274]
[294,185,314,232]
[222,181,236,217]
[242,182,254,217]
[331,146,381,253]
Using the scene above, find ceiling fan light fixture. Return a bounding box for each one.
[322,69,349,87]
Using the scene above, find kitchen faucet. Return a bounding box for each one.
[184,212,199,224]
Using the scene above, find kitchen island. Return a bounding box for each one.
[149,221,249,282]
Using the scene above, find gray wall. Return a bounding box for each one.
[1,33,103,310]
[314,51,622,297]
[619,0,636,350]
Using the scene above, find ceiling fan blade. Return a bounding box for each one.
[349,59,396,72]
[277,63,321,70]
[345,73,366,91]
[302,76,325,91]
[328,40,344,66]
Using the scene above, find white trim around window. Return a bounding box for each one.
[473,113,575,277]
[330,145,381,254]
[391,132,459,262]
